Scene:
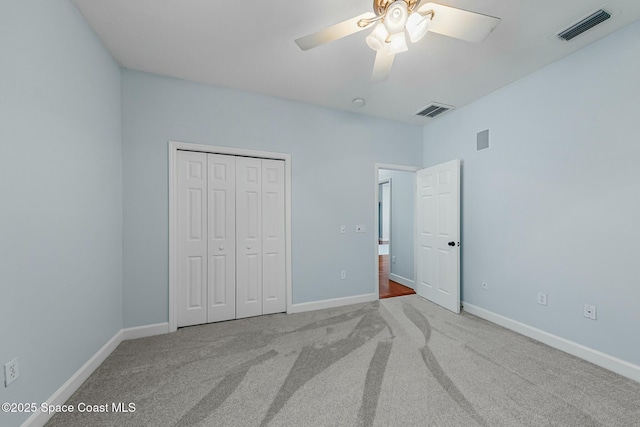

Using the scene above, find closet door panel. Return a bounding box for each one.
[177,151,208,327]
[236,157,263,319]
[207,154,236,322]
[262,159,286,314]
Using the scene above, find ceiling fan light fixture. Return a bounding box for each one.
[388,32,408,54]
[366,23,389,51]
[406,12,431,43]
[294,2,501,83]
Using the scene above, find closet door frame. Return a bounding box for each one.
[168,141,292,333]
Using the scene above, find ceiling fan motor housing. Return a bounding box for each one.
[384,1,409,33]
[373,0,418,16]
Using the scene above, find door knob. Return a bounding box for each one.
[219,246,224,251]
[448,241,455,247]
[247,245,252,250]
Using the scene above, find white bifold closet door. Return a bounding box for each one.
[207,153,237,322]
[177,151,209,327]
[177,151,285,327]
[261,159,287,316]
[235,157,262,319]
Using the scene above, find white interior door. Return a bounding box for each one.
[236,157,263,319]
[177,151,208,327]
[416,159,460,313]
[262,159,286,315]
[207,154,236,322]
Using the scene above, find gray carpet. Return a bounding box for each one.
[46,296,640,426]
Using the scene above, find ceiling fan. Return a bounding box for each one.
[295,0,501,82]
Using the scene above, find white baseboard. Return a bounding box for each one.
[462,302,640,383]
[288,293,378,314]
[22,322,171,427]
[388,273,414,289]
[122,322,170,341]
[22,330,124,427]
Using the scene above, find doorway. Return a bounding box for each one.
[375,161,461,312]
[375,164,419,299]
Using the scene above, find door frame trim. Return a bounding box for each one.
[374,163,420,300]
[168,141,292,332]
[378,178,390,245]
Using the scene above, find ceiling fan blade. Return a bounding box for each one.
[371,51,395,82]
[295,12,377,51]
[418,3,500,43]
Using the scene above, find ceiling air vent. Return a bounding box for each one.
[415,103,454,119]
[558,9,611,41]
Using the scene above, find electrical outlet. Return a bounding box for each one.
[340,225,346,234]
[355,224,366,233]
[392,256,396,264]
[4,358,19,387]
[482,281,488,290]
[340,271,346,280]
[584,304,597,320]
[537,293,548,306]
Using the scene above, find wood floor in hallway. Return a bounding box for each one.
[379,254,416,299]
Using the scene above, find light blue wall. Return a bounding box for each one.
[0,1,123,425]
[423,21,640,365]
[379,170,415,285]
[121,70,423,327]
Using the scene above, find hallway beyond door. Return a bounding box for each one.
[379,251,415,299]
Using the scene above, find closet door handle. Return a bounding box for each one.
[219,246,224,251]
[247,245,252,250]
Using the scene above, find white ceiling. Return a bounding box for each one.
[72,0,640,125]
